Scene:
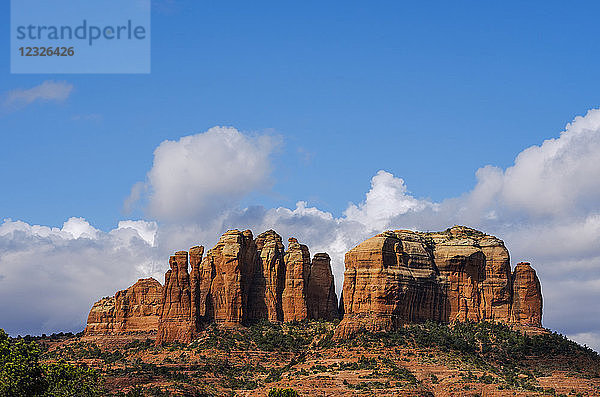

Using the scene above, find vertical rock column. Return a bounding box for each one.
[207,230,257,325]
[248,230,286,323]
[479,237,513,322]
[307,253,339,321]
[189,245,204,334]
[282,237,311,322]
[157,251,193,344]
[510,262,543,327]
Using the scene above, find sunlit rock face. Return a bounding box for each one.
[510,262,543,327]
[85,226,542,344]
[155,229,338,343]
[85,278,163,336]
[335,226,543,339]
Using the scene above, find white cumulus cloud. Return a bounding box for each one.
[129,126,279,221]
[345,170,433,232]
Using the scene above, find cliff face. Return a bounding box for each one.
[430,227,513,324]
[154,229,339,343]
[85,226,543,343]
[247,230,286,323]
[335,231,444,338]
[85,278,163,336]
[282,238,312,322]
[335,226,543,339]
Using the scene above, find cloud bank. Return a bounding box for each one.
[2,112,600,353]
[0,218,161,336]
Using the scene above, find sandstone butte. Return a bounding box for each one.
[84,226,543,343]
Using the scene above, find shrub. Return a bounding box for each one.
[42,361,102,396]
[268,388,299,397]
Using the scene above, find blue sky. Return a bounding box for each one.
[2,1,600,351]
[3,1,600,229]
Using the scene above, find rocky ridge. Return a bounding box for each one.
[335,226,543,338]
[85,226,543,343]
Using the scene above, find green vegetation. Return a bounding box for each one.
[0,329,102,396]
[346,320,598,363]
[346,320,600,391]
[268,387,299,397]
[9,320,597,396]
[42,361,102,396]
[190,320,333,353]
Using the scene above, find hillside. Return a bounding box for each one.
[37,320,600,396]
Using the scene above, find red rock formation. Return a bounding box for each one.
[510,262,543,327]
[157,251,193,343]
[307,253,338,321]
[85,278,163,336]
[335,231,443,339]
[248,230,286,323]
[427,227,513,323]
[336,226,543,339]
[85,297,116,335]
[86,226,544,344]
[204,230,258,326]
[282,237,311,322]
[189,245,205,333]
[479,236,513,321]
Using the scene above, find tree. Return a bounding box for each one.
[0,329,102,396]
[0,329,46,396]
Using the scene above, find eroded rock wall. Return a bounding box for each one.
[157,252,193,343]
[86,226,543,344]
[336,226,543,338]
[85,278,163,336]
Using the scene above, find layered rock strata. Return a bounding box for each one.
[336,226,543,338]
[85,278,163,335]
[156,251,194,343]
[247,230,286,323]
[85,226,543,344]
[155,229,339,343]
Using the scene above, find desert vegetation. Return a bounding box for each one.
[1,321,599,396]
